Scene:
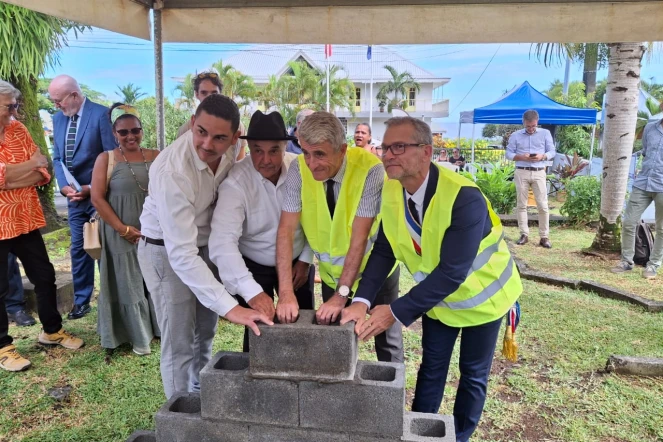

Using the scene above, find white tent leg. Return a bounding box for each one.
[588,124,596,174]
[470,124,476,163]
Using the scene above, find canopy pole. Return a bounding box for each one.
[457,117,462,152]
[153,3,166,151]
[588,124,596,174]
[369,49,374,128]
[470,124,476,163]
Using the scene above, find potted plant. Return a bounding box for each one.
[552,152,589,202]
[377,91,388,113]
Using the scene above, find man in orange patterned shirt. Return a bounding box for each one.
[0,80,84,372]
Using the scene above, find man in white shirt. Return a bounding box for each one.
[210,110,315,351]
[137,95,272,399]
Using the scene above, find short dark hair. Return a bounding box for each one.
[195,94,240,132]
[108,102,142,128]
[193,71,223,93]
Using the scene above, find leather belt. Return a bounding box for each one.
[141,235,165,246]
[516,166,545,171]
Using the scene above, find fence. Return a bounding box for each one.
[433,148,507,165]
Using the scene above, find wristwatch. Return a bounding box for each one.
[337,285,351,298]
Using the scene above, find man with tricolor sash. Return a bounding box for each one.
[276,111,403,363]
[341,117,522,442]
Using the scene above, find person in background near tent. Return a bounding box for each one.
[450,148,466,170]
[49,74,117,320]
[436,148,449,163]
[286,108,314,155]
[506,109,555,249]
[353,123,381,157]
[612,102,663,279]
[341,116,521,442]
[176,70,246,161]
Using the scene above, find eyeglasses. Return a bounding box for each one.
[116,128,143,136]
[380,143,425,156]
[196,72,219,79]
[0,103,19,111]
[49,92,74,106]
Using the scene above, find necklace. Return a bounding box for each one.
[119,147,149,193]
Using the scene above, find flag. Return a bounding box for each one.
[367,45,372,60]
[325,44,332,59]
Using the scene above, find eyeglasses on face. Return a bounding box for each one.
[197,72,219,79]
[0,103,20,111]
[116,128,143,136]
[49,91,74,106]
[380,143,425,156]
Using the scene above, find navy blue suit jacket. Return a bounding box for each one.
[52,99,117,190]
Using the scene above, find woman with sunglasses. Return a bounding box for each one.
[90,103,160,356]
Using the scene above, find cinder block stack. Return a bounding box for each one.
[127,309,454,441]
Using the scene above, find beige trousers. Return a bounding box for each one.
[514,168,549,238]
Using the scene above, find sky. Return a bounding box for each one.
[45,28,663,137]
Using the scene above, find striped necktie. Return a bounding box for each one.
[66,114,79,171]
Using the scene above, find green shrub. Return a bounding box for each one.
[461,162,517,215]
[560,176,601,225]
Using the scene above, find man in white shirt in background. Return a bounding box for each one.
[137,95,272,399]
[210,110,315,351]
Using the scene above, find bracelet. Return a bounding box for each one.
[119,226,130,237]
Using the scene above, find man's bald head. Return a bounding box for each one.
[48,75,84,117]
[48,75,82,95]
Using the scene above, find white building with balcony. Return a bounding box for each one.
[217,45,450,141]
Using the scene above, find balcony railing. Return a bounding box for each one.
[344,98,449,114]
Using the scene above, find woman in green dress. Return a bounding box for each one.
[90,103,160,355]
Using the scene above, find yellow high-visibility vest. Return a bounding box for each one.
[381,164,522,327]
[299,148,382,290]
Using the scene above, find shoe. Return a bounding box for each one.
[611,260,633,274]
[7,309,36,327]
[38,328,84,350]
[0,345,31,372]
[132,346,151,356]
[516,234,528,245]
[67,304,91,320]
[539,238,552,249]
[643,264,658,279]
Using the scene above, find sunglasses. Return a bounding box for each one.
[0,103,20,111]
[116,128,143,136]
[197,72,218,79]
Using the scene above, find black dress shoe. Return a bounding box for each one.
[540,238,552,249]
[7,309,36,327]
[516,234,529,245]
[68,304,91,320]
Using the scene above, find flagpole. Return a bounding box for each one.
[369,46,374,128]
[326,59,330,112]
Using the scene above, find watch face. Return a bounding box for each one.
[338,286,350,297]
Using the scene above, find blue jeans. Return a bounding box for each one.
[412,315,503,442]
[5,253,25,314]
[68,199,96,306]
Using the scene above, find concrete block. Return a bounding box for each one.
[248,425,350,442]
[249,309,358,382]
[125,430,156,442]
[402,412,455,442]
[200,352,299,426]
[300,360,405,437]
[579,280,659,311]
[606,355,663,376]
[22,272,74,316]
[518,270,580,289]
[155,392,248,442]
[349,436,401,442]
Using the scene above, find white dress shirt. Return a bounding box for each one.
[140,131,238,316]
[210,153,313,301]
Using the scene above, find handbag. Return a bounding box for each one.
[83,152,116,260]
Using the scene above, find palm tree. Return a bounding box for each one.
[0,3,88,228]
[530,43,609,98]
[378,65,421,109]
[174,73,195,110]
[592,42,647,251]
[640,78,663,102]
[635,98,662,139]
[222,69,257,109]
[116,83,146,105]
[313,65,356,114]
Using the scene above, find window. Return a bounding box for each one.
[355,88,361,107]
[408,87,416,107]
[338,117,348,134]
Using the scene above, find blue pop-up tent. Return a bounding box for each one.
[459,81,598,166]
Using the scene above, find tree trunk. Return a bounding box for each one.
[582,43,599,99]
[592,42,646,251]
[11,74,63,232]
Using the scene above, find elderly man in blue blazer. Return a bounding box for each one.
[49,75,117,319]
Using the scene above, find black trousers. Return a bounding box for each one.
[0,230,62,349]
[236,256,315,352]
[321,266,404,363]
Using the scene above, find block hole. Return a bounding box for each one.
[131,435,156,442]
[168,395,201,414]
[312,314,340,326]
[410,418,447,437]
[360,364,396,382]
[214,354,249,371]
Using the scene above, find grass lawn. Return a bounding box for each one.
[2,234,662,441]
[504,225,663,302]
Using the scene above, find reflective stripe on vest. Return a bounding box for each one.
[313,230,379,267]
